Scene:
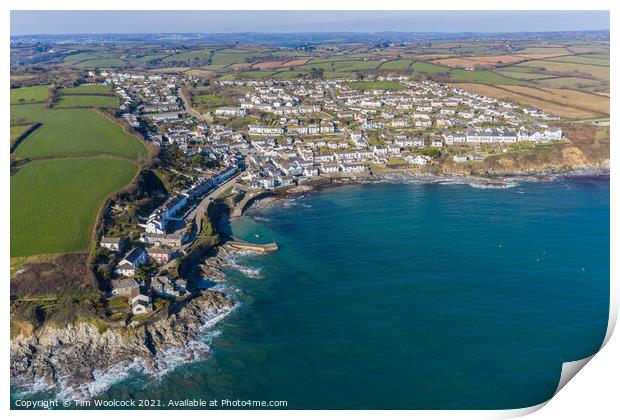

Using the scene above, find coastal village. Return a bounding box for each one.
[93,70,564,318]
[9,22,610,404]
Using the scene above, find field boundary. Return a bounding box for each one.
[58,92,115,97]
[10,100,48,106]
[11,103,154,260]
[93,108,153,155]
[50,104,119,110]
[11,152,139,169]
[87,161,142,268]
[10,123,41,154]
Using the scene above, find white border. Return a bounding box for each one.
[2,1,617,418]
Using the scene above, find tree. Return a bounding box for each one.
[309,67,324,79]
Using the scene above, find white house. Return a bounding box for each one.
[320,163,340,174]
[100,237,124,252]
[543,128,563,140]
[303,166,320,177]
[443,132,467,145]
[215,107,247,117]
[250,178,276,190]
[340,163,366,173]
[115,247,148,277]
[249,125,285,136]
[405,155,429,165]
[130,286,153,315]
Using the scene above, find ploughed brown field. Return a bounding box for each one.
[499,85,609,115]
[450,83,608,120]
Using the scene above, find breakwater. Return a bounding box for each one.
[226,241,278,253]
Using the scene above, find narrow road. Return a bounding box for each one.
[178,87,213,124]
[187,172,242,234]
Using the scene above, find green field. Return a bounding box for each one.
[10,85,50,104]
[580,53,611,61]
[269,70,309,79]
[297,59,380,72]
[162,50,214,63]
[74,58,128,68]
[10,125,32,142]
[10,93,147,258]
[448,69,531,85]
[63,53,100,64]
[544,55,609,66]
[55,95,119,108]
[325,71,358,79]
[307,57,361,64]
[296,62,338,71]
[11,157,138,257]
[410,62,449,74]
[58,84,112,95]
[129,53,168,64]
[496,71,555,81]
[192,94,229,109]
[497,66,543,74]
[215,48,252,54]
[11,105,146,159]
[379,59,413,70]
[348,81,406,91]
[210,51,270,66]
[236,70,273,79]
[338,60,384,71]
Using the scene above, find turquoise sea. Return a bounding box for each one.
[14,177,611,409]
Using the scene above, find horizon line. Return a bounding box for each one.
[11,28,611,38]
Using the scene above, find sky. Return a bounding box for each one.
[10,10,610,36]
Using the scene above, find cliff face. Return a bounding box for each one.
[10,291,234,398]
[436,142,609,177]
[443,125,610,176]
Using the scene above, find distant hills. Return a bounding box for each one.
[11,30,610,47]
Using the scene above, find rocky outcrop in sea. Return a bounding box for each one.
[10,290,234,399]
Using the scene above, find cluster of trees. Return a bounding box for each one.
[309,67,325,79]
[418,147,442,159]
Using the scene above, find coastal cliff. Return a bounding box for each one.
[10,290,234,398]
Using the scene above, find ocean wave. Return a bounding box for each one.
[457,180,519,189]
[363,173,521,189]
[12,375,61,400]
[220,249,266,279]
[73,359,147,400]
[209,282,233,294]
[222,255,264,279]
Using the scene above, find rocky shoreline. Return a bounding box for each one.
[240,164,610,214]
[10,290,234,399]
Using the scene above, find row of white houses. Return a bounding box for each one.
[443,127,563,145]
